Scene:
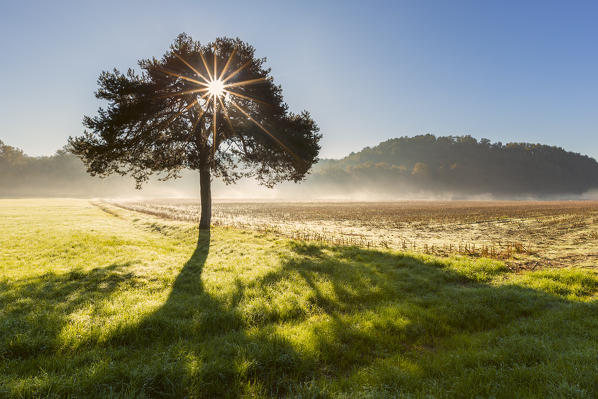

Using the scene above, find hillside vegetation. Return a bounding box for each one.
[0,141,197,197]
[3,135,598,198]
[311,135,598,197]
[1,199,598,398]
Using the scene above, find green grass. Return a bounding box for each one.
[1,199,598,398]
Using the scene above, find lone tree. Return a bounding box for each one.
[69,34,321,229]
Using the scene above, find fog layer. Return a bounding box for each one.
[2,135,598,200]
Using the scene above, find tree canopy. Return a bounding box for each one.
[68,34,321,227]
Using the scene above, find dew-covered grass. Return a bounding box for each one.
[1,199,597,398]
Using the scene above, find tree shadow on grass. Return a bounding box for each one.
[267,243,598,397]
[0,261,137,360]
[97,231,309,398]
[109,236,598,398]
[3,235,598,398]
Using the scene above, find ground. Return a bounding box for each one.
[1,199,598,398]
[111,199,598,269]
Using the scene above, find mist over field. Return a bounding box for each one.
[4,1,598,397]
[3,135,598,200]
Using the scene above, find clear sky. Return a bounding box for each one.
[1,0,597,159]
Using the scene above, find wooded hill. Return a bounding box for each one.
[309,135,598,197]
[2,135,598,198]
[0,140,196,197]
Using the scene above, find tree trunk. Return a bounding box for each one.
[199,166,211,230]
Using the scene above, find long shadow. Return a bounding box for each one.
[96,230,309,398]
[242,243,598,396]
[0,230,307,398]
[3,234,598,398]
[0,262,137,360]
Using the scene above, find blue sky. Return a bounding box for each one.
[1,0,597,159]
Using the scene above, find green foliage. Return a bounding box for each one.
[3,133,597,198]
[0,142,99,197]
[312,134,598,196]
[1,199,598,398]
[68,34,321,188]
[0,141,205,197]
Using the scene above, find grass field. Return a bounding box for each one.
[1,199,598,398]
[112,199,598,269]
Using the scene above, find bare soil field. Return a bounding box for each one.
[108,199,598,270]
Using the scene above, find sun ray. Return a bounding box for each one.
[190,90,212,110]
[173,53,210,83]
[155,87,208,99]
[212,94,218,156]
[229,99,300,163]
[161,97,199,130]
[221,59,252,84]
[192,98,209,138]
[218,96,236,137]
[161,89,212,132]
[213,49,217,81]
[193,94,214,144]
[155,66,208,87]
[197,90,212,108]
[224,77,266,89]
[199,51,213,81]
[224,88,271,107]
[219,48,237,80]
[156,49,297,165]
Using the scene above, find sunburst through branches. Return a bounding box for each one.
[207,79,225,97]
[158,48,299,162]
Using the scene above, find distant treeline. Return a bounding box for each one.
[308,135,598,197]
[0,140,198,197]
[2,135,598,198]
